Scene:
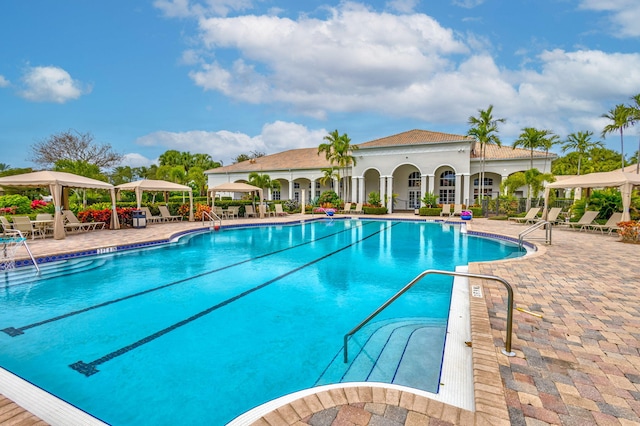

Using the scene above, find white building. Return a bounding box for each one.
[205,129,555,212]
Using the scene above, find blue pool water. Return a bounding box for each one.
[0,219,521,425]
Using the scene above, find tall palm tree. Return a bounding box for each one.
[601,103,632,170]
[319,167,340,189]
[248,172,281,200]
[628,94,640,173]
[318,130,358,201]
[467,105,505,201]
[561,131,603,175]
[512,127,555,170]
[540,134,559,174]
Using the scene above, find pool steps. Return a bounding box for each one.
[1,258,107,287]
[316,318,446,393]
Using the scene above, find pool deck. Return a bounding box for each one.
[3,213,640,425]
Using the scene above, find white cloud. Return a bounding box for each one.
[134,121,327,165]
[19,66,90,103]
[386,0,419,14]
[0,75,9,88]
[452,0,485,8]
[154,0,253,18]
[120,153,156,168]
[579,0,640,38]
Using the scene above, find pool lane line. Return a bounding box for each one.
[69,222,398,377]
[1,221,376,338]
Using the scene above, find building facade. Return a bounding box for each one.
[205,129,554,212]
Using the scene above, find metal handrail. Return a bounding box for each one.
[518,220,552,248]
[1,229,40,273]
[343,269,516,363]
[202,211,221,229]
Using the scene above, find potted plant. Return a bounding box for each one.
[460,210,473,220]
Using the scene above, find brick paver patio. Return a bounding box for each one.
[2,214,639,425]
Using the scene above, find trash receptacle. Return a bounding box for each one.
[132,210,147,228]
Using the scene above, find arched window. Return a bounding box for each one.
[408,171,421,187]
[439,170,456,204]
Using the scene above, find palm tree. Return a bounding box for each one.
[318,130,358,201]
[467,105,505,201]
[561,131,603,175]
[512,128,555,210]
[248,172,281,200]
[601,103,632,170]
[319,167,340,188]
[628,94,640,173]
[540,134,559,173]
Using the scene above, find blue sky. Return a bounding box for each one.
[2,0,640,169]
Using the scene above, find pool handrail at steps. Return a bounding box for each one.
[343,269,516,363]
[202,210,221,230]
[518,220,552,248]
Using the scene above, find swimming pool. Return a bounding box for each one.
[0,219,521,425]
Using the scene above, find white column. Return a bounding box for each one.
[351,176,357,203]
[462,173,470,206]
[379,176,386,208]
[332,178,339,195]
[386,176,394,213]
[358,177,365,203]
[301,189,305,215]
[455,173,462,205]
[420,174,427,205]
[267,187,272,201]
[428,174,435,196]
[288,180,294,200]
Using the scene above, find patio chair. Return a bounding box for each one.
[213,206,226,219]
[63,210,104,232]
[35,213,55,236]
[452,204,464,216]
[139,207,164,223]
[158,205,182,222]
[244,205,258,218]
[226,206,240,219]
[508,207,541,224]
[259,204,276,218]
[274,204,288,216]
[340,203,352,214]
[587,212,623,235]
[440,204,451,217]
[533,207,562,224]
[11,216,45,239]
[352,203,364,214]
[0,216,13,236]
[568,210,600,231]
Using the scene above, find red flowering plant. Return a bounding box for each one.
[30,199,48,210]
[0,207,16,215]
[617,221,640,243]
[193,203,211,220]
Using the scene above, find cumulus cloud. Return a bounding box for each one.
[0,75,9,88]
[579,0,640,38]
[133,121,327,165]
[386,0,419,14]
[154,0,253,18]
[120,153,157,168]
[19,66,91,103]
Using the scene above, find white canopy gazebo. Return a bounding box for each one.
[116,179,194,221]
[544,170,640,222]
[208,182,264,218]
[0,171,119,240]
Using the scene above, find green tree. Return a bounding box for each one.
[501,172,526,196]
[318,130,358,201]
[601,103,632,169]
[627,93,640,173]
[512,127,555,170]
[467,105,505,200]
[561,131,603,175]
[187,166,207,196]
[248,172,281,199]
[319,167,339,188]
[110,166,135,185]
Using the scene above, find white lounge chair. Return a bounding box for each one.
[11,216,45,239]
[440,204,451,217]
[508,207,541,224]
[63,210,104,232]
[158,205,182,221]
[0,216,13,236]
[274,204,288,216]
[244,205,258,218]
[340,203,352,214]
[259,204,276,218]
[568,210,600,231]
[587,212,622,235]
[139,207,164,223]
[352,203,364,214]
[452,204,464,216]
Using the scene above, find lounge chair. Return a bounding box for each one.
[508,207,541,224]
[244,205,258,218]
[534,207,562,224]
[158,205,182,222]
[139,207,164,223]
[227,206,240,219]
[274,204,288,216]
[213,206,226,219]
[440,204,451,217]
[259,204,276,218]
[11,216,45,239]
[339,203,352,214]
[452,204,464,216]
[352,203,364,214]
[568,210,600,231]
[0,216,13,236]
[587,212,623,235]
[63,210,104,232]
[34,213,54,236]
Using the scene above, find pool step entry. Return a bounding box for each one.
[0,258,107,287]
[316,318,446,394]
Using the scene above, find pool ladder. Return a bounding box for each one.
[343,269,517,363]
[202,211,222,230]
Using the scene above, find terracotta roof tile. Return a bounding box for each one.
[358,129,474,148]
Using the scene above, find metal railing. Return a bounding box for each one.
[1,229,40,273]
[202,211,222,230]
[518,220,552,248]
[343,269,516,363]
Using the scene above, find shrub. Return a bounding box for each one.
[363,206,387,215]
[0,195,32,214]
[617,221,640,243]
[194,203,212,220]
[30,199,48,210]
[318,191,340,208]
[418,207,441,216]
